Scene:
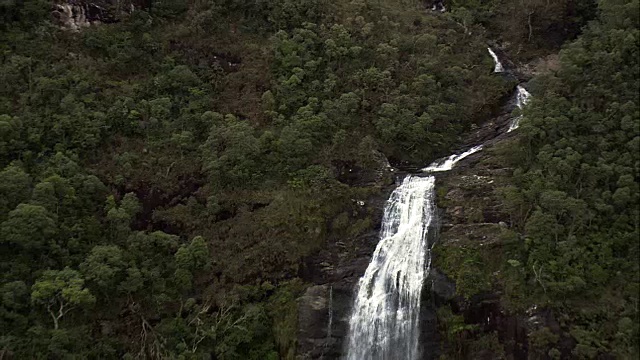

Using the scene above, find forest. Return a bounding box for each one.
[497,0,639,356]
[0,0,637,359]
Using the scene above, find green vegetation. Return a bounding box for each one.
[0,0,513,357]
[437,305,506,359]
[497,0,639,357]
[436,245,495,299]
[1,0,636,358]
[434,226,520,300]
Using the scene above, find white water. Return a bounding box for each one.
[346,146,481,360]
[345,176,435,360]
[487,48,504,73]
[421,145,483,173]
[507,85,532,132]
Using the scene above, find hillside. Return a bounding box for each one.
[0,0,637,359]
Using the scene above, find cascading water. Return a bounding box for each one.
[487,46,533,131]
[345,147,482,360]
[345,176,434,360]
[487,48,504,73]
[507,85,532,132]
[421,145,483,173]
[344,46,529,359]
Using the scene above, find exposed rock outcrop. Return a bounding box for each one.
[296,208,391,358]
[52,0,140,31]
[428,135,530,357]
[426,87,566,358]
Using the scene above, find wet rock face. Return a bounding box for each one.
[295,157,395,359]
[296,199,389,359]
[429,130,529,357]
[296,282,359,359]
[427,268,456,302]
[420,268,454,359]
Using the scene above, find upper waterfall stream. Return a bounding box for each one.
[487,48,504,73]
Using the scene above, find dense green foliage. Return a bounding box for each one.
[0,0,513,358]
[498,0,640,357]
[2,0,635,358]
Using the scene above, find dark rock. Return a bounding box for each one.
[426,268,456,302]
[296,155,396,359]
[425,82,547,359]
[439,223,505,246]
[296,280,363,359]
[425,0,446,12]
[167,42,244,74]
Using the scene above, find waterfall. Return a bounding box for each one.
[344,79,527,356]
[487,48,504,73]
[343,42,530,358]
[345,176,434,360]
[345,147,482,360]
[507,85,532,132]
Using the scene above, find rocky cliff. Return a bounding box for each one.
[52,0,142,30]
[294,77,565,359]
[426,86,570,359]
[426,105,529,358]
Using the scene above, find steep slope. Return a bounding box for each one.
[430,1,639,358]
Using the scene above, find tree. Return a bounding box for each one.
[175,236,210,272]
[0,164,32,219]
[497,0,639,356]
[0,280,30,332]
[1,203,57,251]
[31,175,77,217]
[201,114,263,190]
[0,114,25,162]
[80,245,126,293]
[174,236,211,291]
[104,193,141,241]
[31,268,95,330]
